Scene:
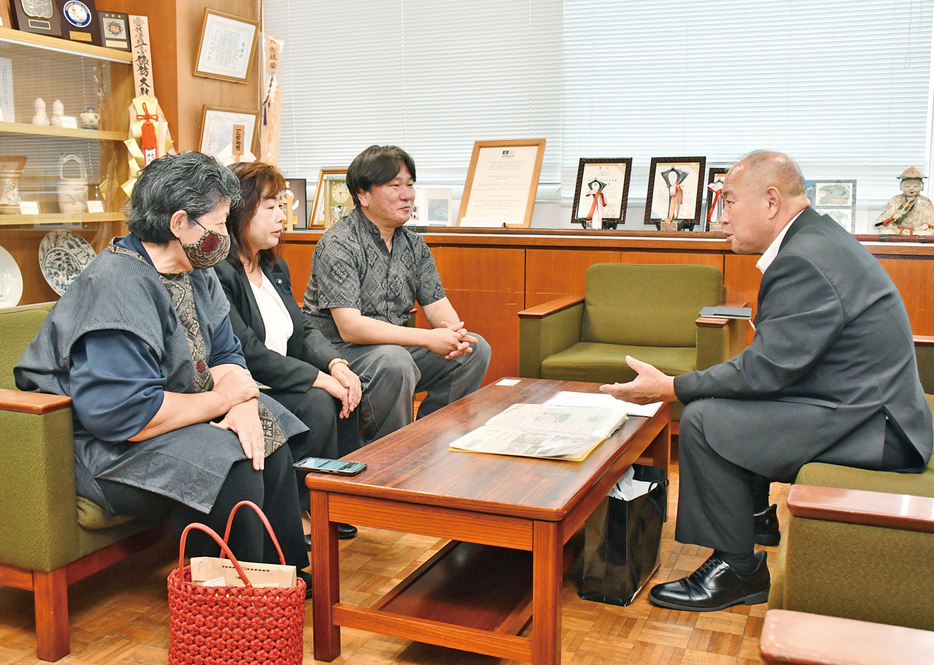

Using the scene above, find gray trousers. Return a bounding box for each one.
[676,398,922,554]
[335,334,491,443]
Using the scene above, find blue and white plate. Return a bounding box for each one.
[38,231,96,296]
[0,244,22,308]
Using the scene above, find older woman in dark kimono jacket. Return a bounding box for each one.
[15,152,311,584]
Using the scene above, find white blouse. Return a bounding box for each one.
[249,271,294,356]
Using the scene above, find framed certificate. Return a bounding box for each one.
[193,8,259,84]
[98,10,130,51]
[457,138,546,228]
[570,158,632,230]
[199,106,258,157]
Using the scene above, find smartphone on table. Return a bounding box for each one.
[294,456,367,476]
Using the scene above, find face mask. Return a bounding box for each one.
[180,219,230,269]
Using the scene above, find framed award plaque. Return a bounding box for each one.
[58,0,101,46]
[98,11,130,51]
[12,0,63,37]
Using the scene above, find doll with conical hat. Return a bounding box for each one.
[874,167,934,235]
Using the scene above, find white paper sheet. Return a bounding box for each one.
[543,391,662,417]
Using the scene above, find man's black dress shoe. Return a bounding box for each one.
[304,523,358,547]
[648,551,770,611]
[754,504,781,547]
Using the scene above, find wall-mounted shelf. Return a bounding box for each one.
[0,26,132,64]
[0,212,125,227]
[0,121,124,141]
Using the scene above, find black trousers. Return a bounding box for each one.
[264,385,362,508]
[676,399,924,553]
[98,444,308,570]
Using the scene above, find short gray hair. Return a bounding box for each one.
[736,150,807,198]
[126,151,241,244]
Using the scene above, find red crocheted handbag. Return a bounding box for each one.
[166,501,306,665]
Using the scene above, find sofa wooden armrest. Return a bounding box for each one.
[518,296,586,379]
[0,388,72,415]
[787,484,934,533]
[760,609,934,665]
[518,294,585,319]
[913,335,934,347]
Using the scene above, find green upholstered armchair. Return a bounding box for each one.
[768,337,934,631]
[518,263,746,426]
[0,303,163,662]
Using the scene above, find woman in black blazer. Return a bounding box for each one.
[218,161,362,538]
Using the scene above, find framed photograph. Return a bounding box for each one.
[457,138,546,228]
[98,10,129,51]
[644,156,706,231]
[12,0,63,36]
[812,179,856,208]
[58,0,101,46]
[705,167,729,232]
[570,158,632,230]
[199,106,258,158]
[281,177,306,231]
[193,8,259,84]
[815,207,853,232]
[309,168,347,228]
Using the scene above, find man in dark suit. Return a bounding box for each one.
[601,150,933,612]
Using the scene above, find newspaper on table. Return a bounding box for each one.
[448,403,629,462]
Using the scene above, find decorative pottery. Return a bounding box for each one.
[57,153,88,213]
[0,244,23,308]
[50,99,64,127]
[0,155,26,215]
[80,108,100,129]
[32,97,50,126]
[38,230,96,295]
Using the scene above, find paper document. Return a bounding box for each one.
[448,403,628,461]
[543,391,662,418]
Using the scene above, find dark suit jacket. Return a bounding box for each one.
[674,207,933,477]
[215,247,340,395]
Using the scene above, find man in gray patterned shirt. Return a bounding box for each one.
[303,145,491,443]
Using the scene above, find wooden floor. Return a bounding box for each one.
[0,462,789,665]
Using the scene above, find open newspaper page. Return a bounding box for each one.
[448,403,628,461]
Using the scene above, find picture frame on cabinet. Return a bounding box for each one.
[0,1,12,30]
[12,0,63,37]
[457,138,546,228]
[58,0,101,46]
[644,156,706,231]
[98,11,130,50]
[705,167,728,232]
[570,158,632,230]
[199,106,258,158]
[281,177,306,231]
[309,168,348,228]
[193,8,259,84]
[809,179,856,232]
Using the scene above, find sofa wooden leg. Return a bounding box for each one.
[34,568,69,661]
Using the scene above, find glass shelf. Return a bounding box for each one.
[0,26,131,64]
[0,212,125,226]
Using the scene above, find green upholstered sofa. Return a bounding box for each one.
[768,338,934,631]
[518,263,746,427]
[0,302,163,661]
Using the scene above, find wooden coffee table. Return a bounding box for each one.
[307,378,671,665]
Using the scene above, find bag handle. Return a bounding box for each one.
[177,522,254,587]
[220,500,287,566]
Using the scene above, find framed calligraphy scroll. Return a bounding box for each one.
[570,158,632,230]
[457,138,546,228]
[193,8,259,84]
[199,106,258,158]
[644,156,706,231]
